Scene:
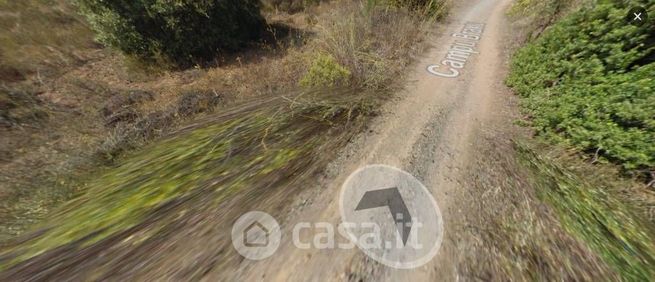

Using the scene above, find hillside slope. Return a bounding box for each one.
[507,1,655,280]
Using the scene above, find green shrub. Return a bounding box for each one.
[74,0,265,66]
[507,1,655,173]
[300,53,351,88]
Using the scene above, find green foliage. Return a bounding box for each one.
[1,90,376,269]
[300,53,351,88]
[74,0,265,66]
[507,1,655,173]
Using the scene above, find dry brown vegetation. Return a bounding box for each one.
[0,0,437,242]
[0,0,445,276]
[507,0,585,43]
[457,137,617,281]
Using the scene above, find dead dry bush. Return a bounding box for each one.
[0,0,438,239]
[310,3,430,89]
[98,111,175,160]
[0,87,48,128]
[94,0,433,160]
[176,91,224,118]
[97,90,224,161]
[102,90,154,126]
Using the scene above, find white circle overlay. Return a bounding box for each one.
[339,164,443,269]
[231,211,281,260]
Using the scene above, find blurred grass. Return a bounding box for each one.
[0,0,438,273]
[0,89,377,269]
[507,1,655,279]
[516,141,655,281]
[0,0,96,82]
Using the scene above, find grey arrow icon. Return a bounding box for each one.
[355,187,412,245]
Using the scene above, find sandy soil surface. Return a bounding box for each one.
[3,0,612,280]
[218,0,520,280]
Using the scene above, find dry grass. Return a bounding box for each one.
[507,0,585,43]
[0,0,438,243]
[0,90,379,274]
[514,140,655,280]
[504,1,655,279]
[526,142,655,225]
[311,3,430,89]
[0,0,98,83]
[456,136,615,281]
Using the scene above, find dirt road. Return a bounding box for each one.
[0,0,622,280]
[1,0,540,279]
[220,0,516,280]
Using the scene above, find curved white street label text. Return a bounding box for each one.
[428,22,485,78]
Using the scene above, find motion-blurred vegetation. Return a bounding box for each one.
[0,90,377,270]
[0,0,444,273]
[507,0,655,179]
[508,0,655,279]
[517,142,655,281]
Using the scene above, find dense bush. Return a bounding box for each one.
[300,53,351,88]
[507,1,655,173]
[74,0,265,66]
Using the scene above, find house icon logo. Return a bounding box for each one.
[244,221,269,247]
[232,211,281,260]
